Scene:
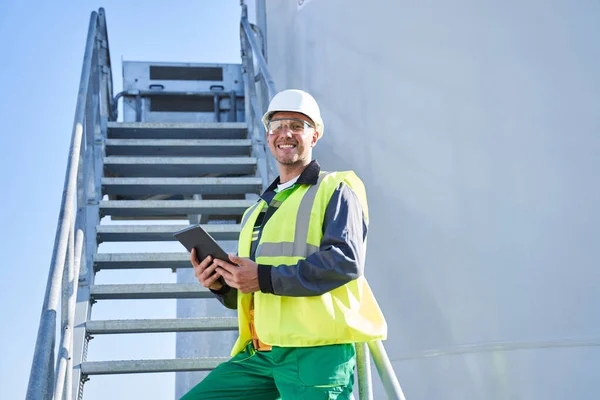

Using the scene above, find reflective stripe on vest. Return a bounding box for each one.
[240,201,262,228]
[256,172,329,258]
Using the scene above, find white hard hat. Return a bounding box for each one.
[261,89,324,138]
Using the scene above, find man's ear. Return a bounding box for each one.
[311,131,319,147]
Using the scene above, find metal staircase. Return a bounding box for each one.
[27,5,405,400]
[75,60,265,399]
[81,121,258,379]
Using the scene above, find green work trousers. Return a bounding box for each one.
[180,342,356,400]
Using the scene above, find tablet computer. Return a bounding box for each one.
[173,224,230,285]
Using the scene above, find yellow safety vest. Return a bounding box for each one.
[231,171,387,355]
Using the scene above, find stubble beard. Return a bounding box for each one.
[276,155,302,166]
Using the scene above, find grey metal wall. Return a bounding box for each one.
[264,1,600,399]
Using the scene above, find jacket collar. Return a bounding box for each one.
[261,159,321,198]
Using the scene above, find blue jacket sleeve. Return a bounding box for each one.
[257,182,368,296]
[210,285,238,309]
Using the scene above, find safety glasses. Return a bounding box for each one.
[267,118,315,135]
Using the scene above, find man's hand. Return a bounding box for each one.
[190,249,223,291]
[212,254,260,294]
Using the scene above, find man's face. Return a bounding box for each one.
[266,111,319,166]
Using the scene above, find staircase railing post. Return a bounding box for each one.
[54,222,74,399]
[356,342,374,400]
[368,340,406,400]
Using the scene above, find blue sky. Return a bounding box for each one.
[0,1,245,398]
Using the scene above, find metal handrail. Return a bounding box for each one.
[240,3,278,187]
[111,89,242,122]
[27,8,111,400]
[239,2,406,399]
[240,17,276,99]
[369,340,407,399]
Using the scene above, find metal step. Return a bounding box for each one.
[105,138,252,157]
[94,252,190,270]
[102,177,263,196]
[86,317,238,334]
[99,199,256,218]
[90,283,214,300]
[107,122,247,139]
[104,156,257,177]
[96,224,240,242]
[80,358,228,375]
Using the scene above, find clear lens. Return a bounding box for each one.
[267,118,314,135]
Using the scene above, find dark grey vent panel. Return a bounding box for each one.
[150,66,223,81]
[150,96,214,112]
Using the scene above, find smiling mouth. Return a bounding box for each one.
[277,143,297,149]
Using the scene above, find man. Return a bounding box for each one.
[181,89,387,399]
